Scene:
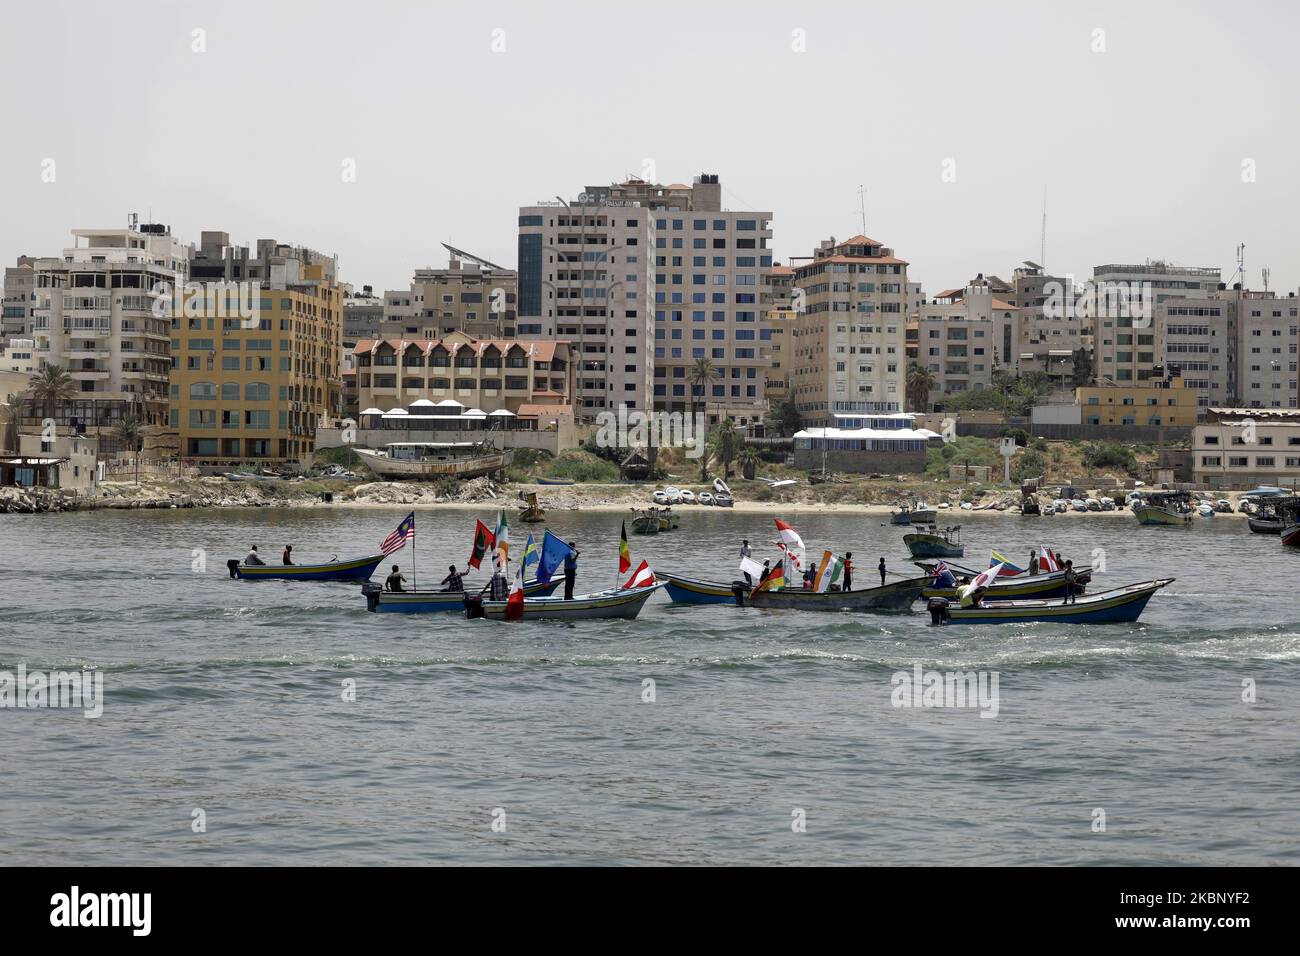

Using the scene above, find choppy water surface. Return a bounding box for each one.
[0,505,1296,865]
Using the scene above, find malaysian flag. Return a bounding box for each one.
[381,511,416,555]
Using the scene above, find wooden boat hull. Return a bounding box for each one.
[889,511,915,525]
[229,553,385,581]
[1281,524,1300,547]
[1134,506,1192,526]
[536,478,575,486]
[659,572,931,611]
[363,577,561,612]
[930,579,1173,625]
[469,583,663,620]
[921,566,1092,600]
[1248,517,1284,534]
[903,533,963,558]
[354,447,511,480]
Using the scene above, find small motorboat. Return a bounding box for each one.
[903,525,964,559]
[362,577,561,612]
[517,491,545,523]
[698,492,715,506]
[1053,498,1069,512]
[713,477,732,496]
[228,553,386,582]
[1042,503,1056,516]
[1248,514,1285,534]
[680,490,697,505]
[664,486,683,504]
[1215,499,1233,513]
[658,572,932,611]
[1085,498,1102,512]
[652,489,668,505]
[925,578,1174,625]
[909,503,936,524]
[713,493,734,508]
[918,563,1092,600]
[1071,499,1088,512]
[631,508,661,535]
[1099,497,1115,511]
[1134,491,1194,526]
[1196,502,1215,518]
[464,582,664,621]
[536,477,576,486]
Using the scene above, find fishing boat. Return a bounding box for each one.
[353,441,511,480]
[536,477,576,486]
[902,525,964,559]
[227,553,386,582]
[517,491,545,523]
[464,582,664,620]
[909,503,937,524]
[917,562,1092,600]
[658,571,932,611]
[658,509,679,531]
[925,578,1174,625]
[1133,491,1194,526]
[713,492,734,507]
[1277,499,1300,547]
[1020,496,1041,516]
[361,576,561,612]
[631,507,661,534]
[1246,494,1290,533]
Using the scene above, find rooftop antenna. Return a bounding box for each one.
[1261,266,1270,292]
[1227,243,1246,288]
[858,185,867,235]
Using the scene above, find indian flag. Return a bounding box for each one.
[813,550,843,593]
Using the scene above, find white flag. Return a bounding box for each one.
[739,556,765,580]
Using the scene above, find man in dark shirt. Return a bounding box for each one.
[1062,560,1077,605]
[564,542,579,600]
[1028,550,1038,575]
[245,545,265,566]
[282,545,294,566]
[842,553,853,592]
[440,565,464,592]
[385,565,406,592]
[878,556,887,587]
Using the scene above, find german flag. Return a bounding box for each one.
[467,519,496,569]
[750,561,785,599]
[618,520,631,574]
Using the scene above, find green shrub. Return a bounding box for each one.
[1081,442,1137,474]
[1013,449,1047,482]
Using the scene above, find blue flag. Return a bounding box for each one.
[536,530,574,584]
[522,532,539,571]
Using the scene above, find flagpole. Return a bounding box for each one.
[412,513,417,590]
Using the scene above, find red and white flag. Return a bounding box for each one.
[961,562,1003,602]
[1038,547,1060,572]
[774,518,804,552]
[505,563,526,620]
[621,560,655,590]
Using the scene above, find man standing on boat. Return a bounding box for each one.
[842,553,853,592]
[564,541,580,600]
[245,545,265,566]
[739,539,752,584]
[282,544,294,566]
[385,565,407,592]
[1061,560,1077,605]
[441,565,464,592]
[1028,549,1038,575]
[878,556,886,587]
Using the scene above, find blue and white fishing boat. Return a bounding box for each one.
[925,579,1173,625]
[464,582,664,620]
[362,577,561,612]
[659,571,930,611]
[227,553,385,582]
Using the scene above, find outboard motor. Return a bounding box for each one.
[227,559,241,579]
[463,595,485,619]
[361,582,382,612]
[730,581,749,606]
[927,596,951,625]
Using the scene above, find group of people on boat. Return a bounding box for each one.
[380,541,582,600]
[245,544,299,566]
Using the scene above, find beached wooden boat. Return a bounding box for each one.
[354,441,511,480]
[227,553,385,582]
[903,525,964,558]
[918,563,1092,600]
[464,582,664,620]
[536,477,575,486]
[362,577,561,612]
[658,571,931,611]
[925,578,1173,625]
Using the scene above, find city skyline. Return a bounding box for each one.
[1,0,1296,296]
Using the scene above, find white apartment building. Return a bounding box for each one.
[2,256,36,340]
[789,235,910,423]
[1192,408,1300,488]
[1004,262,1085,376]
[2,337,37,373]
[517,174,772,420]
[915,279,1022,407]
[31,222,188,427]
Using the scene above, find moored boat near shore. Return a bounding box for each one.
[925,578,1174,625]
[228,553,386,582]
[903,525,963,558]
[1133,491,1194,526]
[354,441,511,480]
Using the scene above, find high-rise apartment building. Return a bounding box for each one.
[789,235,910,424]
[171,231,342,467]
[31,224,187,428]
[517,174,772,421]
[3,256,37,340]
[381,248,518,340]
[914,279,1023,406]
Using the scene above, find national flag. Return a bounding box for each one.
[621,559,655,590]
[1038,547,1061,572]
[750,561,785,599]
[774,518,804,552]
[739,555,765,581]
[618,520,631,574]
[494,508,509,563]
[989,550,1025,576]
[521,532,540,571]
[535,529,574,584]
[960,563,1003,604]
[381,511,415,556]
[932,561,957,588]
[467,519,496,569]
[773,541,803,570]
[505,563,525,620]
[813,550,844,593]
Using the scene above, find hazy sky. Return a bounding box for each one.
[3,0,1296,297]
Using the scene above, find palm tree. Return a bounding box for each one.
[710,417,740,480]
[688,357,719,423]
[738,443,761,480]
[28,362,74,423]
[905,362,937,413]
[115,416,143,485]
